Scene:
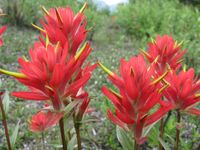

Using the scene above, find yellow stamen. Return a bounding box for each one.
[0,69,26,78]
[40,5,49,16]
[45,85,54,92]
[139,48,150,58]
[98,62,114,76]
[153,56,159,64]
[183,64,187,72]
[152,71,168,85]
[75,42,87,60]
[150,37,155,43]
[55,42,60,53]
[22,55,29,62]
[177,40,184,47]
[45,35,50,48]
[55,8,63,25]
[31,23,46,33]
[195,93,200,98]
[109,88,122,99]
[79,2,88,13]
[158,79,170,93]
[177,59,184,64]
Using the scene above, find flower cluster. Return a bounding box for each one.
[0,4,95,132]
[100,35,200,144]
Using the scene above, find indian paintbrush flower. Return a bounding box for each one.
[141,35,186,73]
[100,55,172,144]
[29,110,64,132]
[164,68,200,116]
[33,3,88,56]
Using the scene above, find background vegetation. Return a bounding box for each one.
[0,0,199,149]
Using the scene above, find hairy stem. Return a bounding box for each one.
[73,116,82,150]
[174,110,181,150]
[0,96,12,150]
[159,111,172,150]
[59,118,67,150]
[41,132,45,150]
[134,139,139,150]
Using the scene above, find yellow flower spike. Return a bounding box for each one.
[152,71,168,85]
[31,23,46,33]
[109,88,122,99]
[55,8,63,25]
[79,2,88,13]
[174,41,178,48]
[177,40,184,47]
[195,93,200,98]
[177,59,184,64]
[0,68,26,78]
[183,64,187,72]
[150,37,155,43]
[75,42,87,60]
[98,62,114,77]
[153,56,160,64]
[55,42,60,53]
[22,55,29,62]
[45,85,54,92]
[158,79,170,93]
[139,48,150,59]
[40,5,49,16]
[45,35,50,49]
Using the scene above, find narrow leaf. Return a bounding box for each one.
[67,134,77,150]
[158,137,170,150]
[64,100,80,116]
[2,90,10,115]
[116,126,134,150]
[11,120,20,149]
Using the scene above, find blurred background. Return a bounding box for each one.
[0,0,199,149]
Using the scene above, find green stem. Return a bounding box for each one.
[41,132,45,150]
[0,96,12,150]
[174,110,181,150]
[159,118,164,150]
[73,116,82,150]
[159,111,172,150]
[134,139,139,150]
[59,118,67,150]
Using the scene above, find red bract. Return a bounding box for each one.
[164,68,200,116]
[29,110,64,132]
[38,4,87,55]
[142,35,186,73]
[0,26,6,46]
[101,55,172,144]
[8,41,94,110]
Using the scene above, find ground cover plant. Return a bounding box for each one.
[0,0,200,150]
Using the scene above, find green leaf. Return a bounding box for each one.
[64,100,80,116]
[143,122,157,137]
[67,134,77,150]
[116,126,134,150]
[11,120,20,149]
[47,144,62,148]
[158,137,170,150]
[2,90,10,115]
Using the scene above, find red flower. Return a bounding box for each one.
[100,55,172,144]
[29,110,64,132]
[5,41,94,110]
[141,35,186,73]
[36,4,88,56]
[164,68,200,116]
[0,26,6,46]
